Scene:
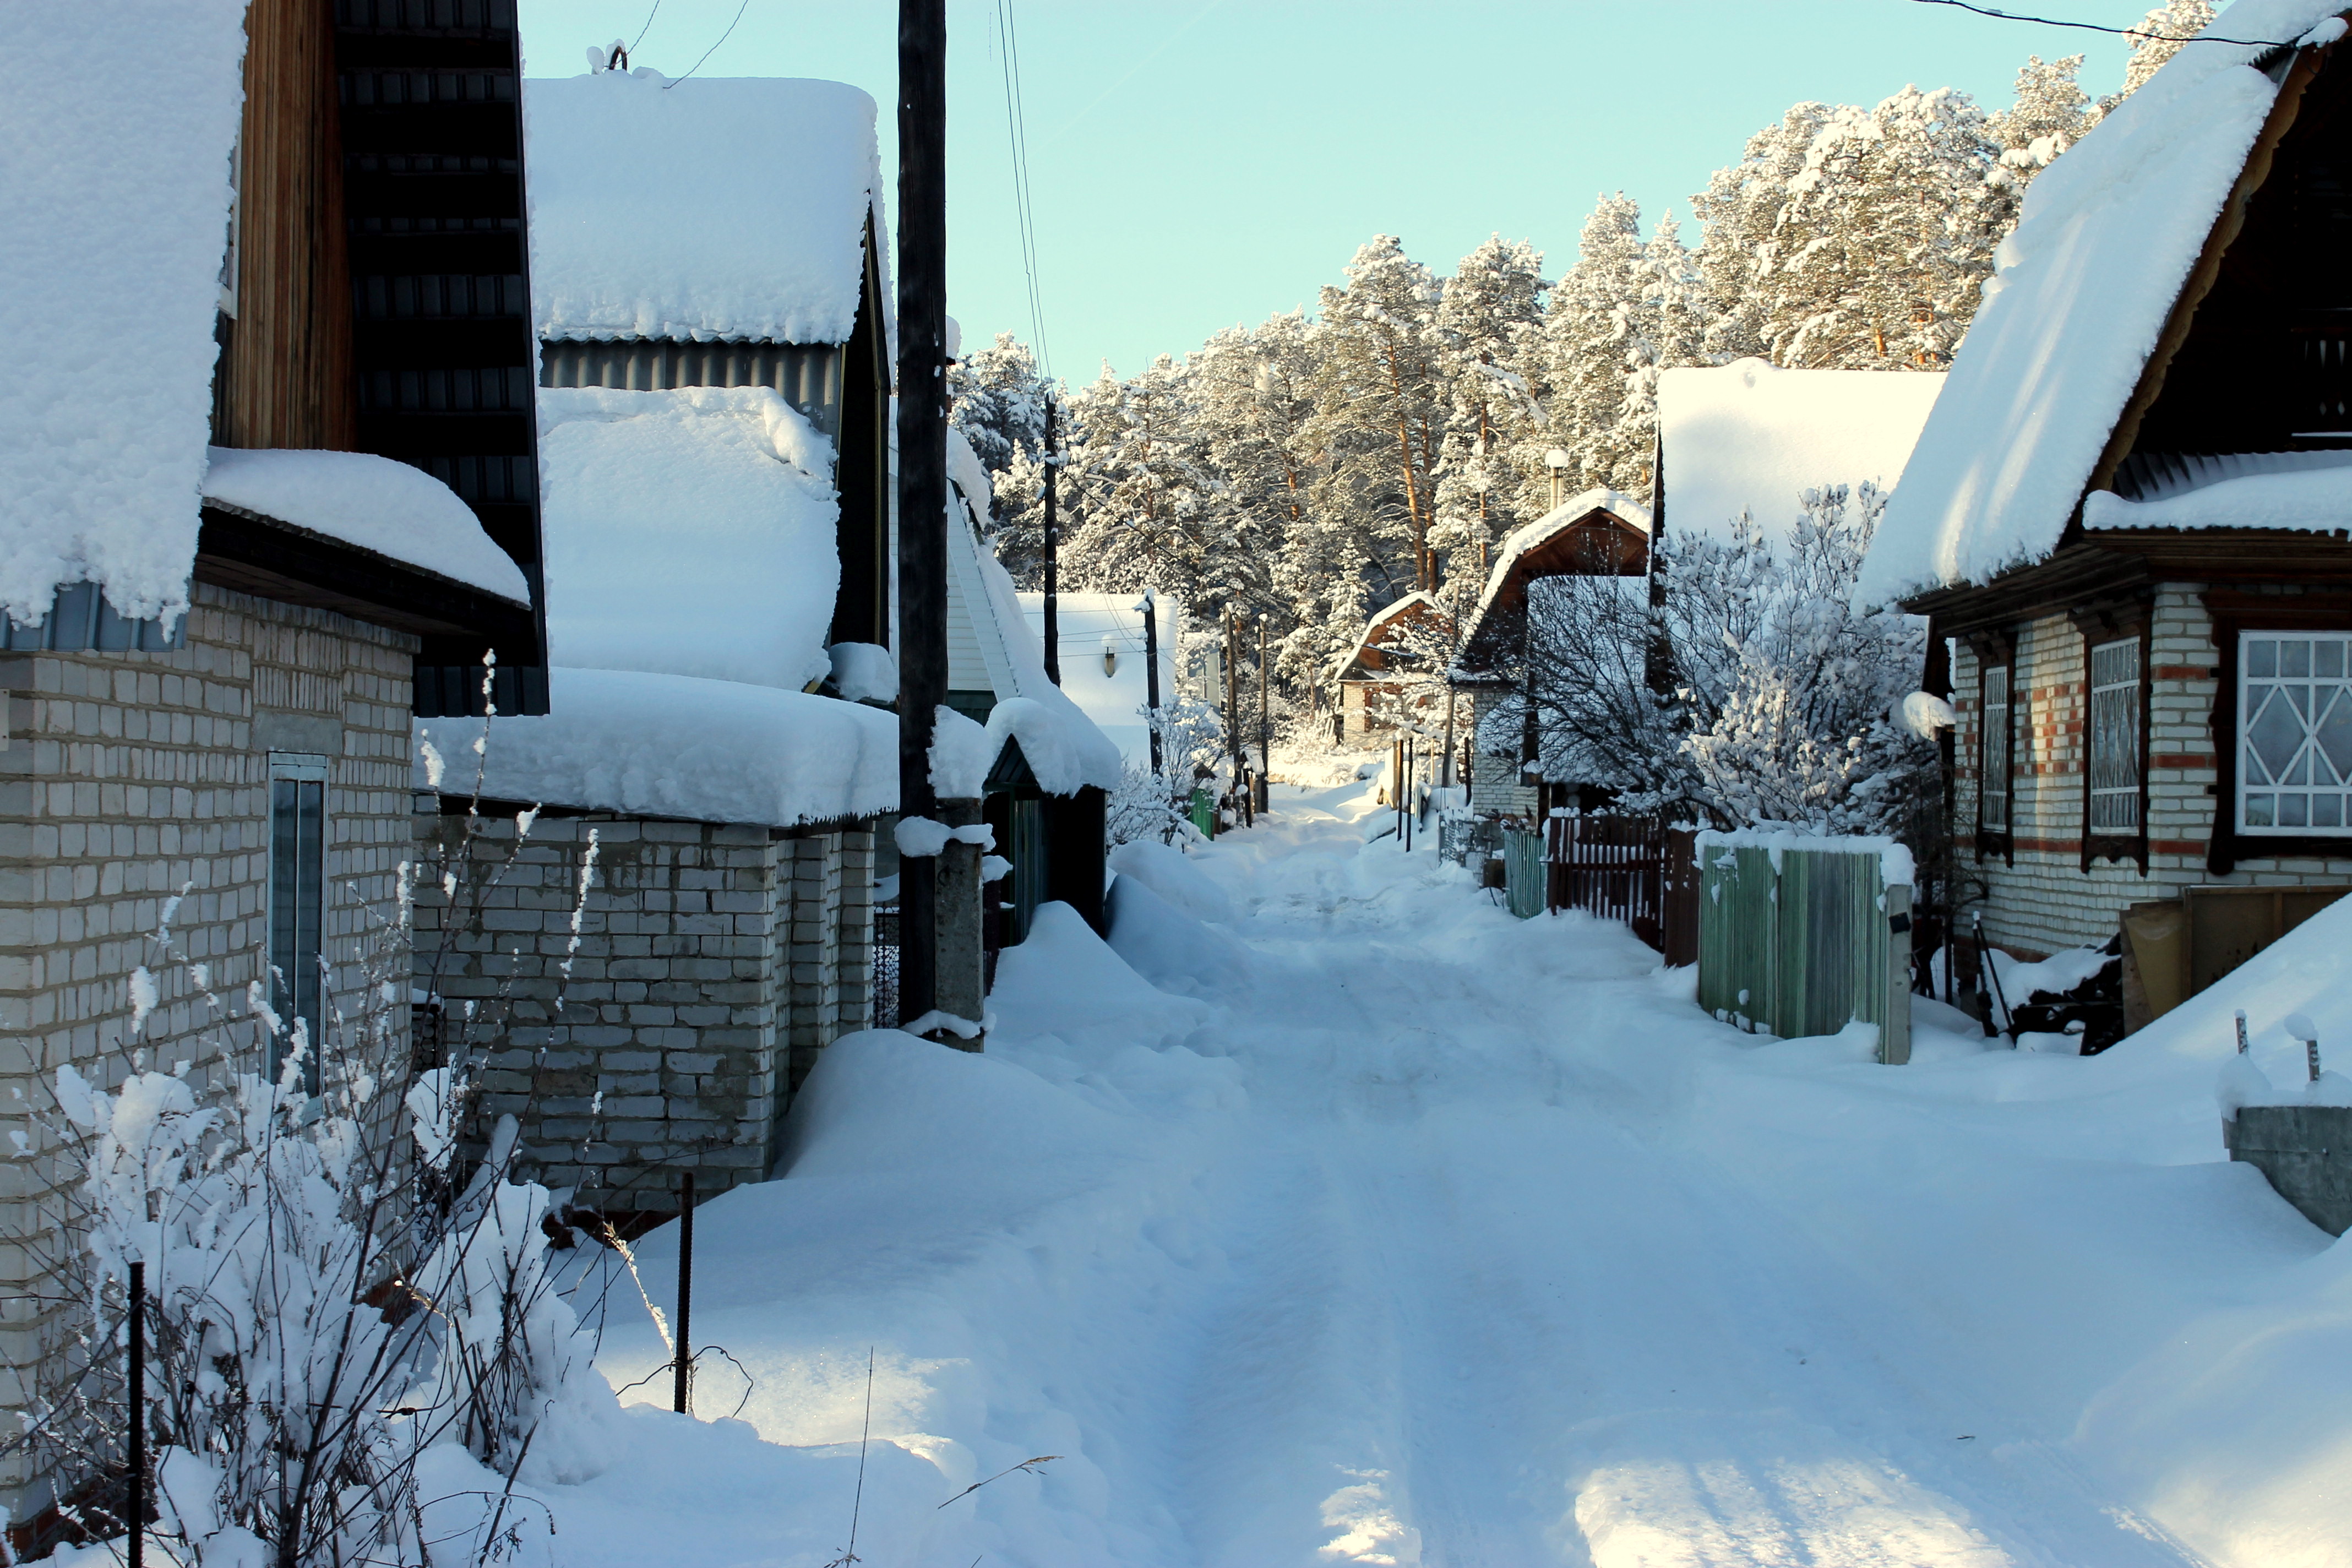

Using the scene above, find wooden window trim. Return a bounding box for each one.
[2070,601,2151,873]
[1966,630,2015,866]
[2205,589,2352,874]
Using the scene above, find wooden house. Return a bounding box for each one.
[1333,591,1453,745]
[409,68,904,1217]
[1448,489,1651,821]
[1860,11,2352,1014]
[939,435,1122,947]
[1,0,545,1512]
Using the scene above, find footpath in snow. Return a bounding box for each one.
[540,775,2352,1568]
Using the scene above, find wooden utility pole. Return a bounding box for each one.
[1042,398,1060,686]
[1224,608,1243,821]
[1139,589,1162,774]
[1256,614,1270,814]
[896,0,946,1030]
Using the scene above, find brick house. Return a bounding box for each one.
[1861,18,2352,1016]
[409,68,906,1217]
[2,1,544,1512]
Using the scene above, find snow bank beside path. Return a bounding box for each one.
[537,777,2352,1567]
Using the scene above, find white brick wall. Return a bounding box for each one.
[0,582,416,1504]
[1952,583,2352,956]
[413,809,875,1218]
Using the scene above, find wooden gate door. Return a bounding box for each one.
[1545,814,1667,950]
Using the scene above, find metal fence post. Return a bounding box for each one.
[127,1260,145,1568]
[673,1171,695,1415]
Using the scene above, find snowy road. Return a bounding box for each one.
[547,776,2352,1568]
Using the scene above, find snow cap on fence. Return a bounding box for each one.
[1693,823,1914,889]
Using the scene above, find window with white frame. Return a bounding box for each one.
[2087,636,2143,834]
[2240,633,2352,834]
[268,753,328,1093]
[1980,663,2011,833]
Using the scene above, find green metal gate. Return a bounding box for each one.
[1695,833,1913,1064]
[1503,827,1547,920]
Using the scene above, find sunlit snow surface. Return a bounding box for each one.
[515,780,2352,1567]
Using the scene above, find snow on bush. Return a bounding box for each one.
[8,701,620,1566]
[1518,479,1934,834]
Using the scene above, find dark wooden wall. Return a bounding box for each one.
[214,0,357,452]
[2132,45,2352,458]
[336,0,548,715]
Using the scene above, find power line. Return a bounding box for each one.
[629,0,663,53]
[665,0,753,88]
[1907,0,2294,48]
[995,0,1052,377]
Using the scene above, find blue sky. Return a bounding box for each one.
[517,1,2155,385]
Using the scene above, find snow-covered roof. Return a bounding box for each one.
[1859,0,2352,602]
[538,386,840,692]
[1658,359,1942,542]
[1337,591,1446,677]
[962,518,1123,795]
[1017,591,1182,772]
[527,72,883,346]
[415,667,896,827]
[1478,488,1651,608]
[201,449,530,603]
[2086,450,2352,535]
[1452,487,1649,675]
[0,3,248,625]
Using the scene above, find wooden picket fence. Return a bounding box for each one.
[1502,813,1701,963]
[1694,831,1913,1064]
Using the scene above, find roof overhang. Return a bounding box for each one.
[195,503,539,647]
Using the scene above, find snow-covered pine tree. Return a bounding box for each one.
[1988,53,2098,193]
[1308,236,1447,594]
[1526,193,1659,503]
[1616,210,1708,492]
[1189,312,1320,668]
[1432,235,1548,597]
[1691,102,1832,365]
[949,332,1055,585]
[949,331,1052,472]
[2121,0,2217,97]
[1707,86,2012,369]
[1059,355,1212,602]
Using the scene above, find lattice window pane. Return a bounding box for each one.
[1981,665,2010,832]
[2088,638,2141,834]
[268,755,329,1097]
[2239,633,2352,835]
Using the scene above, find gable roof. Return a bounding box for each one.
[1659,360,1942,542]
[527,72,885,346]
[1451,488,1650,679]
[1337,591,1448,678]
[0,2,248,626]
[1859,0,2351,602]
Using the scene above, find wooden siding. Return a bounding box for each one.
[337,0,549,716]
[214,0,357,453]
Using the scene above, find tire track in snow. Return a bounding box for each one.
[1154,794,2211,1566]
